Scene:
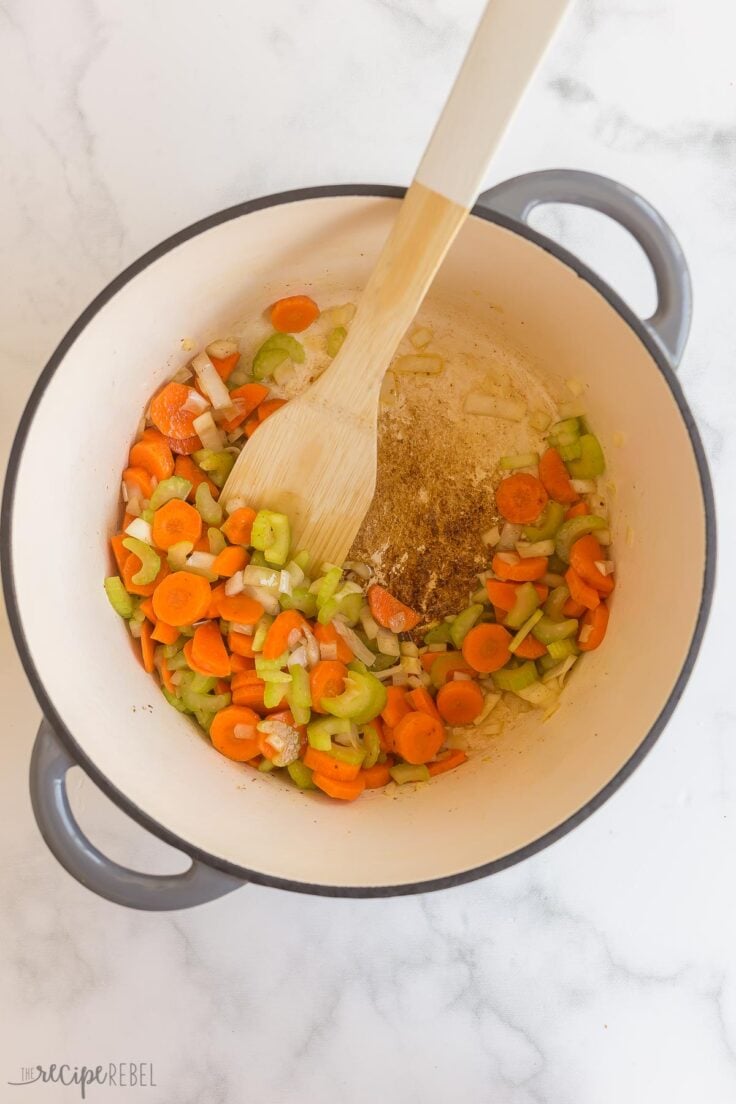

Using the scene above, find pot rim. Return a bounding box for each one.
[2,183,717,898]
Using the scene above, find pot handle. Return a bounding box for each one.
[476,169,692,367]
[29,719,245,910]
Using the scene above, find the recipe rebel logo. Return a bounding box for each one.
[8,1063,156,1098]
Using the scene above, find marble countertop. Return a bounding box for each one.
[1,1,734,1100]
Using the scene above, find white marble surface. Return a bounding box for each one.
[1,1,734,1100]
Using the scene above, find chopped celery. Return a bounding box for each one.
[551,428,579,448]
[293,549,311,573]
[558,440,582,462]
[505,582,541,630]
[307,716,352,751]
[566,434,605,479]
[500,451,539,470]
[104,576,134,618]
[163,643,180,659]
[423,621,453,645]
[258,758,275,772]
[252,615,273,653]
[166,650,190,670]
[180,688,231,713]
[429,651,467,689]
[252,333,305,380]
[258,670,292,684]
[326,326,347,357]
[538,653,560,673]
[195,709,214,732]
[162,687,190,713]
[122,536,161,585]
[492,662,538,692]
[450,604,483,648]
[522,501,565,542]
[250,550,269,567]
[317,597,339,625]
[251,510,291,566]
[547,638,580,661]
[287,760,316,789]
[167,541,194,570]
[543,585,570,621]
[141,508,155,525]
[361,722,381,769]
[255,653,289,672]
[531,616,579,644]
[508,609,543,654]
[193,449,236,489]
[330,745,366,767]
[149,475,192,511]
[195,482,223,526]
[208,527,227,556]
[321,670,386,724]
[338,592,364,626]
[390,763,430,785]
[371,652,399,673]
[549,417,580,438]
[190,674,217,694]
[287,663,312,726]
[317,567,342,609]
[555,515,607,562]
[279,587,318,617]
[263,681,288,709]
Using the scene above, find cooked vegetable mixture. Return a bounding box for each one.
[105,293,614,801]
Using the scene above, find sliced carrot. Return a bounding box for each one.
[207,582,226,620]
[122,466,154,501]
[231,682,266,711]
[563,597,587,618]
[228,630,255,658]
[578,602,610,652]
[367,584,420,633]
[257,398,288,422]
[262,610,308,659]
[212,545,248,577]
[152,620,179,645]
[539,447,579,505]
[209,705,261,761]
[491,554,548,582]
[381,685,411,728]
[221,507,257,546]
[461,623,512,674]
[495,473,548,525]
[486,579,548,611]
[428,651,474,686]
[513,634,547,659]
[565,501,589,520]
[216,592,264,626]
[139,620,155,673]
[420,651,441,673]
[270,294,320,333]
[312,773,365,801]
[151,498,202,550]
[210,352,240,382]
[231,669,263,690]
[122,512,136,530]
[230,653,254,672]
[110,533,128,574]
[428,749,468,777]
[149,382,201,440]
[309,660,348,713]
[392,711,445,765]
[122,553,169,597]
[130,430,174,482]
[380,724,395,755]
[139,597,156,621]
[244,414,261,437]
[152,570,211,626]
[215,679,230,695]
[174,455,219,501]
[166,434,202,456]
[160,660,175,693]
[220,383,269,432]
[191,621,231,678]
[360,762,392,789]
[303,747,361,782]
[565,566,600,611]
[436,680,484,725]
[407,685,442,722]
[193,531,211,553]
[313,621,353,663]
[569,535,614,596]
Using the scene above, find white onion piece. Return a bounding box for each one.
[482,525,501,547]
[343,560,372,580]
[332,617,375,666]
[287,628,304,650]
[597,530,612,546]
[579,624,593,645]
[374,664,404,681]
[473,691,502,726]
[303,626,321,668]
[528,409,551,432]
[319,302,356,329]
[125,517,153,544]
[192,411,224,452]
[393,354,444,375]
[121,480,129,503]
[243,565,280,588]
[286,561,305,589]
[224,571,245,596]
[319,641,338,661]
[376,628,400,657]
[187,551,216,570]
[191,352,232,410]
[128,620,143,639]
[278,570,293,596]
[182,390,210,416]
[230,622,254,636]
[427,643,447,653]
[595,560,615,576]
[571,478,596,494]
[171,365,193,384]
[242,585,280,616]
[400,642,419,657]
[464,393,525,420]
[227,427,245,444]
[497,523,522,550]
[233,723,256,741]
[206,338,239,360]
[400,656,421,676]
[496,552,519,566]
[225,495,248,515]
[452,672,473,681]
[407,675,423,689]
[288,645,308,668]
[391,672,410,686]
[359,606,379,640]
[516,539,555,559]
[559,401,586,419]
[255,720,299,767]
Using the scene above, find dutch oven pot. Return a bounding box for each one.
[3,170,715,909]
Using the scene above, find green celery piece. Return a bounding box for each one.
[317,597,339,625]
[195,482,223,526]
[492,662,538,692]
[104,576,134,618]
[252,333,305,380]
[338,592,363,626]
[532,616,579,645]
[555,515,607,562]
[566,434,605,479]
[509,609,544,654]
[547,638,580,661]
[317,567,342,609]
[423,621,453,645]
[450,604,483,649]
[549,417,580,438]
[258,758,275,772]
[150,475,192,511]
[122,537,161,585]
[193,449,236,489]
[255,652,289,672]
[287,760,316,789]
[180,688,231,713]
[167,541,194,571]
[190,674,217,694]
[163,643,180,659]
[252,615,273,653]
[390,763,430,785]
[263,681,288,709]
[208,527,227,555]
[326,326,347,357]
[251,510,291,566]
[194,709,214,732]
[162,687,191,713]
[558,440,582,462]
[141,508,155,525]
[361,722,381,769]
[371,652,398,673]
[538,653,560,672]
[499,451,539,470]
[307,716,352,751]
[523,500,566,542]
[330,744,366,767]
[543,585,570,621]
[505,582,541,630]
[293,549,311,573]
[166,650,190,670]
[287,664,312,726]
[280,587,318,617]
[258,669,292,685]
[321,670,386,724]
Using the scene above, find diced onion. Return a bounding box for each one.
[407,675,423,689]
[516,539,555,558]
[571,478,596,494]
[206,338,239,360]
[359,606,379,640]
[227,427,245,444]
[121,480,129,503]
[482,525,501,547]
[393,354,444,375]
[287,628,304,650]
[242,585,280,616]
[233,723,256,741]
[286,561,305,589]
[187,551,216,570]
[225,496,249,515]
[391,672,410,686]
[230,622,255,635]
[464,393,525,421]
[410,327,433,349]
[332,617,375,666]
[427,643,447,653]
[279,570,293,596]
[400,656,421,676]
[288,645,308,668]
[192,411,224,452]
[319,641,338,661]
[598,530,612,546]
[303,625,321,668]
[182,390,210,416]
[171,365,193,383]
[376,628,400,657]
[579,624,593,645]
[587,493,608,518]
[473,692,502,726]
[320,302,356,329]
[497,523,522,550]
[243,565,280,588]
[528,409,551,432]
[343,560,372,580]
[517,681,559,706]
[374,664,404,681]
[224,571,245,596]
[125,517,153,544]
[594,560,615,576]
[400,642,419,657]
[128,620,143,639]
[496,552,519,565]
[191,352,232,410]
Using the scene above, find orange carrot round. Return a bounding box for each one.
[122,466,154,501]
[152,570,211,626]
[152,620,179,645]
[167,435,202,456]
[513,634,547,659]
[495,473,548,525]
[210,706,261,761]
[565,566,600,611]
[230,653,254,673]
[367,584,420,633]
[228,630,255,658]
[539,448,579,505]
[216,592,265,626]
[270,294,320,333]
[569,535,614,595]
[210,352,240,382]
[151,498,202,550]
[212,545,248,577]
[313,621,354,663]
[406,685,442,722]
[393,711,445,765]
[578,602,610,651]
[461,623,512,673]
[309,660,348,713]
[436,680,484,725]
[565,500,589,520]
[427,749,468,777]
[129,430,174,482]
[221,507,257,546]
[381,685,411,728]
[486,579,548,610]
[257,398,288,422]
[262,610,308,659]
[491,554,548,582]
[303,747,361,782]
[191,621,231,678]
[360,762,392,789]
[312,773,365,801]
[562,596,586,618]
[149,382,200,440]
[174,455,218,500]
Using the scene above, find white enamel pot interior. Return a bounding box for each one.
[5,178,715,899]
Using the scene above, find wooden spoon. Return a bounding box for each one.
[222,0,571,566]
